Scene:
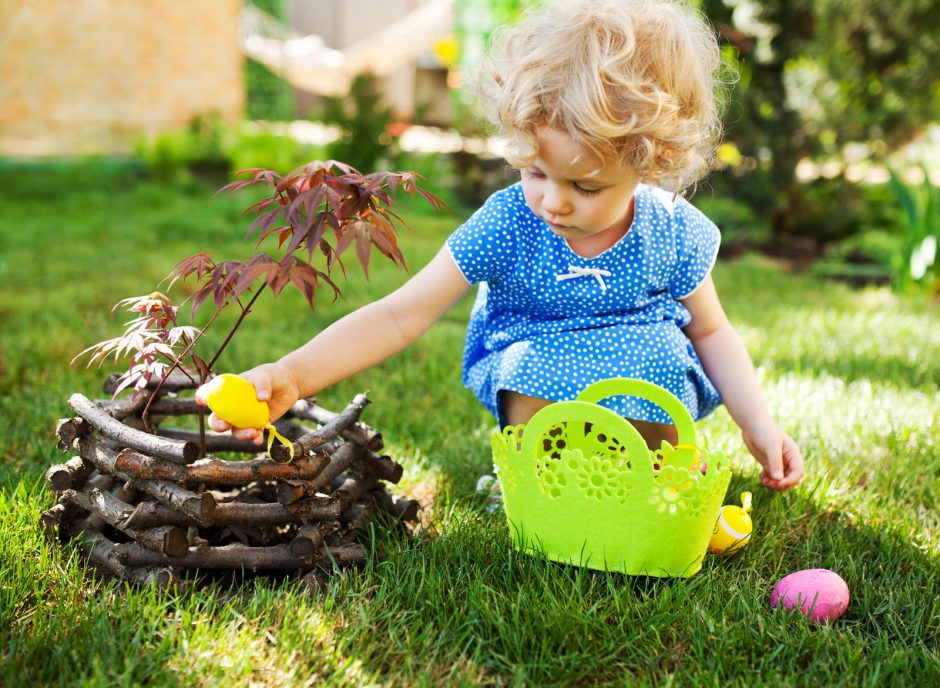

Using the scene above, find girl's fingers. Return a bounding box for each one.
[781,439,805,486]
[232,427,259,442]
[207,412,231,433]
[194,384,208,406]
[764,442,784,481]
[241,370,271,402]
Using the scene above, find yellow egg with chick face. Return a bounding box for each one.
[709,491,753,554]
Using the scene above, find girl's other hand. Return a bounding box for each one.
[194,362,302,445]
[742,421,805,491]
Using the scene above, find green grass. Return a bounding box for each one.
[1,163,938,686]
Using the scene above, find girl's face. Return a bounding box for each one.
[520,127,640,254]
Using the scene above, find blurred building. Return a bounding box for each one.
[0,0,245,155]
[0,0,456,156]
[267,0,453,124]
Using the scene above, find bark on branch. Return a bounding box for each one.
[45,456,95,493]
[288,397,383,451]
[55,417,88,452]
[60,487,189,557]
[277,442,360,506]
[114,448,331,486]
[77,435,214,522]
[111,541,365,571]
[272,394,372,462]
[69,393,197,464]
[79,530,185,588]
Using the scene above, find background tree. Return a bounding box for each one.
[703,0,940,240]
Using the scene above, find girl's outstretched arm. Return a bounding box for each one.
[196,246,471,437]
[681,276,804,490]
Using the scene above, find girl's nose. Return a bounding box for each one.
[542,184,571,216]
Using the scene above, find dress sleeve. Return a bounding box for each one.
[668,197,721,299]
[445,187,519,285]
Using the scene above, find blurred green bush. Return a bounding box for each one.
[135,117,326,183]
[316,73,399,172]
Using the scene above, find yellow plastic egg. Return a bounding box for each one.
[709,491,753,554]
[203,374,294,461]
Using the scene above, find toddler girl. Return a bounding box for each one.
[197,0,804,490]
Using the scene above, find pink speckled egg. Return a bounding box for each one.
[770,569,849,623]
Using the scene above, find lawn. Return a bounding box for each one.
[0,162,938,686]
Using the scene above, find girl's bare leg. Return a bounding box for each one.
[501,391,678,450]
[501,390,553,427]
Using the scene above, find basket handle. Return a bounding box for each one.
[575,378,697,447]
[520,400,651,474]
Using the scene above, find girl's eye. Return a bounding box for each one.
[524,169,545,179]
[574,185,602,196]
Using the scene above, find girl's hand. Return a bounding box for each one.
[194,362,301,445]
[741,421,805,491]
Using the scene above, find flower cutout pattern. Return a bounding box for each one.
[574,452,620,500]
[492,425,526,493]
[584,427,632,470]
[649,465,695,515]
[536,458,568,498]
[539,424,569,460]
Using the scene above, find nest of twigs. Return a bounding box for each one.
[40,372,419,592]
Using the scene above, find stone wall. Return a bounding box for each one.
[0,0,245,155]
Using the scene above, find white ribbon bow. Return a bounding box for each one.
[555,265,612,292]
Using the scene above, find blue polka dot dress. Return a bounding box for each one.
[446,182,722,427]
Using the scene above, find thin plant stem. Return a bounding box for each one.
[207,283,267,370]
[141,306,225,433]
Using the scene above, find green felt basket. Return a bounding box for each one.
[491,378,731,577]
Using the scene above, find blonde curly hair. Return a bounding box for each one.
[479,0,728,192]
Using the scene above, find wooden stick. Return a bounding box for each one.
[60,488,189,558]
[300,568,331,591]
[69,393,197,464]
[115,448,331,486]
[156,416,314,450]
[215,496,342,526]
[332,472,379,513]
[99,393,150,421]
[299,543,368,591]
[77,434,125,475]
[45,456,95,493]
[272,394,371,462]
[86,471,117,492]
[372,488,420,523]
[155,428,264,455]
[113,541,304,570]
[76,435,214,522]
[39,502,85,542]
[80,530,184,588]
[359,451,403,484]
[312,543,367,571]
[289,524,334,562]
[128,479,216,523]
[99,396,195,418]
[120,495,343,529]
[277,442,359,506]
[55,417,88,452]
[123,501,193,530]
[287,397,383,451]
[120,397,319,436]
[113,449,186,483]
